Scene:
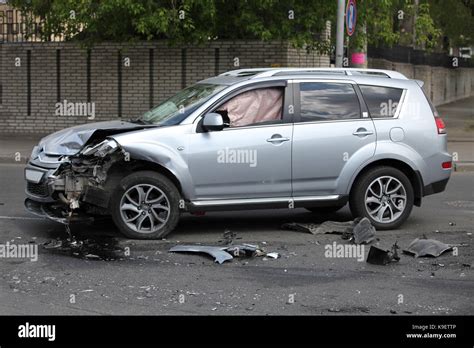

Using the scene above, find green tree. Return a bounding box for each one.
[10,0,336,51]
[9,0,473,52]
[429,0,474,49]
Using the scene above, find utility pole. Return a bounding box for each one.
[412,0,419,49]
[336,0,345,67]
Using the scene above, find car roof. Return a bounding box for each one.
[199,68,418,89]
[222,67,408,79]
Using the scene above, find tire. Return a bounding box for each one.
[110,171,181,239]
[349,166,414,230]
[305,205,345,214]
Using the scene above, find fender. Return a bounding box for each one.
[110,125,196,200]
[340,140,428,195]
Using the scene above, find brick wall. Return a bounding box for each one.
[0,40,329,135]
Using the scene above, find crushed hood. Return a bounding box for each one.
[39,120,156,156]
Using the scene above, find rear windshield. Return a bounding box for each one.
[359,85,404,118]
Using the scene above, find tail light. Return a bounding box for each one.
[435,117,446,134]
[442,161,452,169]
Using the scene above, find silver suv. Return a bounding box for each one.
[25,68,452,239]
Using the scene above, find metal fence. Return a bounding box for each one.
[0,9,62,42]
[368,45,473,68]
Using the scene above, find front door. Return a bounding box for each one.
[187,82,294,201]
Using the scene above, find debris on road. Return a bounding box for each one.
[281,219,360,235]
[169,245,233,264]
[43,236,123,260]
[169,243,278,264]
[281,217,376,244]
[403,238,452,258]
[280,222,321,234]
[366,242,400,265]
[218,229,238,245]
[351,218,376,244]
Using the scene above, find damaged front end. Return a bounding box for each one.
[25,139,126,224]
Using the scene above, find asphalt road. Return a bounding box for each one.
[0,163,472,315]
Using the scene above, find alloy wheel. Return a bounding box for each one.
[364,176,407,224]
[119,184,170,233]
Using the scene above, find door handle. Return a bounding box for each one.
[266,136,290,143]
[352,128,374,137]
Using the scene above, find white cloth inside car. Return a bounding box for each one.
[218,88,283,127]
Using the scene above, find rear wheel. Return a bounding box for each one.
[349,166,414,230]
[111,171,181,239]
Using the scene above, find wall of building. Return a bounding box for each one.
[0,41,327,135]
[0,42,472,136]
[369,58,474,106]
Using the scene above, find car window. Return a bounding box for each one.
[216,87,283,127]
[299,82,361,121]
[359,85,404,118]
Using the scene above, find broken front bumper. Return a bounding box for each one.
[25,164,59,203]
[24,198,94,224]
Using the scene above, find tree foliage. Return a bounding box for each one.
[8,0,473,51]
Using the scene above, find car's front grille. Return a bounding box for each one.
[27,182,49,197]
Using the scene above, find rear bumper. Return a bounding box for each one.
[423,178,449,197]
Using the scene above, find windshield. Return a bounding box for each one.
[137,83,226,125]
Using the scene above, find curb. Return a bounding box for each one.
[454,162,474,172]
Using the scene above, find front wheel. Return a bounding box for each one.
[349,166,414,230]
[111,171,181,239]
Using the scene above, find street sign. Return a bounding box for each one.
[346,0,357,36]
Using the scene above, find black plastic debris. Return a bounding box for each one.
[282,219,359,235]
[43,236,123,260]
[280,222,321,234]
[281,217,375,244]
[366,243,400,265]
[352,217,376,244]
[218,229,239,245]
[403,238,452,258]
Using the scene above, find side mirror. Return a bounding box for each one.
[202,112,228,131]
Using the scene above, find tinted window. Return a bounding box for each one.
[300,82,361,121]
[359,85,403,118]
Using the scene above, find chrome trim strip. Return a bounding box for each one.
[191,195,341,206]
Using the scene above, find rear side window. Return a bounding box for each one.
[299,82,361,121]
[359,85,403,118]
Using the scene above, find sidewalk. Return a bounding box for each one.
[0,97,473,170]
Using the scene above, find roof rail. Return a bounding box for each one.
[221,68,408,80]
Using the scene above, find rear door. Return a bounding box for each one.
[291,80,376,197]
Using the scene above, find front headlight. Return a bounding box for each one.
[80,139,119,157]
